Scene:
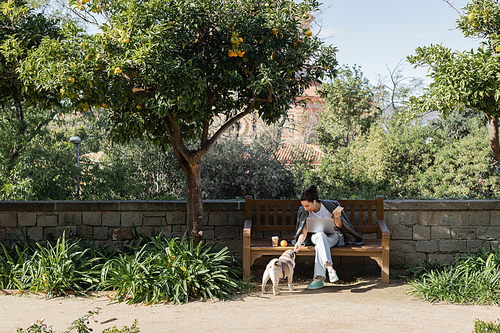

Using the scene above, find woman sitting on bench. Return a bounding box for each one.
[293,185,363,290]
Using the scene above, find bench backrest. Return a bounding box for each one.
[245,196,384,235]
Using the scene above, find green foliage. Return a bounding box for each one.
[201,128,296,199]
[311,109,500,199]
[18,0,336,229]
[475,319,500,333]
[405,0,500,163]
[16,309,140,333]
[316,65,378,151]
[101,234,240,305]
[0,232,242,305]
[408,246,500,305]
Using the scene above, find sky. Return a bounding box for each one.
[316,0,481,86]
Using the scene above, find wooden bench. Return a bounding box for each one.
[242,196,390,283]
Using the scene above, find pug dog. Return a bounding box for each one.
[261,249,296,295]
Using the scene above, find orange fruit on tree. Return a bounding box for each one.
[305,30,312,37]
[68,77,75,83]
[272,28,278,36]
[115,67,122,74]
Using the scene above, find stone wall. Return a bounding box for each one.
[385,200,500,267]
[1,199,499,268]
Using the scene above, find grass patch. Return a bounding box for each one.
[407,246,500,305]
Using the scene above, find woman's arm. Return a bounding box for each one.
[332,210,343,228]
[294,223,308,253]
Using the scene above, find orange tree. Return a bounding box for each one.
[19,0,336,240]
[406,0,500,163]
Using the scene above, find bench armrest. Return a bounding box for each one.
[243,219,252,247]
[377,219,390,240]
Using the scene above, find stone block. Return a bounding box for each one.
[121,212,143,227]
[83,212,101,226]
[389,250,405,266]
[37,214,57,227]
[202,228,215,240]
[431,226,450,239]
[399,211,418,226]
[228,211,245,225]
[413,225,430,240]
[391,225,413,240]
[404,252,426,267]
[477,226,500,241]
[44,227,76,240]
[215,226,240,239]
[468,211,490,226]
[398,240,416,253]
[0,212,17,227]
[491,210,500,226]
[362,232,377,239]
[0,228,5,241]
[439,240,467,253]
[208,211,228,226]
[76,226,93,236]
[491,241,500,251]
[467,240,491,252]
[18,213,36,226]
[143,215,166,227]
[389,240,399,251]
[451,227,476,240]
[102,212,120,227]
[93,227,108,240]
[418,211,440,226]
[439,211,461,226]
[385,212,399,231]
[109,227,134,241]
[428,253,456,264]
[166,211,185,225]
[27,227,44,241]
[159,226,172,237]
[5,227,23,241]
[60,212,82,226]
[416,240,438,253]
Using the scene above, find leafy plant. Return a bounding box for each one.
[474,319,500,333]
[408,246,500,305]
[101,234,241,305]
[17,308,140,333]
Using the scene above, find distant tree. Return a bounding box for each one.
[0,0,61,174]
[406,0,500,163]
[19,0,336,240]
[316,65,378,153]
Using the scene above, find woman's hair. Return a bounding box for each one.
[300,185,319,202]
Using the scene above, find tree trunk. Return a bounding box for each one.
[184,161,204,243]
[486,114,500,163]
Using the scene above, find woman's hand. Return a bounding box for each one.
[294,242,301,253]
[332,210,343,228]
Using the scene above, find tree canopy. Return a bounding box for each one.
[406,0,500,162]
[18,0,336,239]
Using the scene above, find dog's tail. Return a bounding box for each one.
[267,258,280,269]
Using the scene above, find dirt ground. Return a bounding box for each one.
[1,264,499,333]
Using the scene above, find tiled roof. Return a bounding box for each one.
[276,143,323,166]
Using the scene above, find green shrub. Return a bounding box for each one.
[0,233,242,305]
[474,319,500,333]
[101,235,240,305]
[408,246,500,305]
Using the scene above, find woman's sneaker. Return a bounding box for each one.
[327,266,339,283]
[306,278,324,290]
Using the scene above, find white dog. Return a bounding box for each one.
[261,249,296,295]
